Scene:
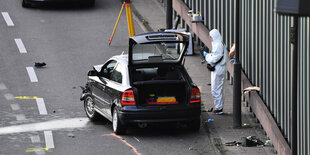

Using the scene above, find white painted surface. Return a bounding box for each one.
[0,118,90,135]
[0,83,7,90]
[26,67,38,82]
[10,104,20,111]
[36,98,47,115]
[44,131,55,148]
[4,93,14,100]
[14,39,27,53]
[1,12,14,26]
[16,114,26,121]
[30,135,41,143]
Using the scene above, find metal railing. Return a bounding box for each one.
[162,0,309,154]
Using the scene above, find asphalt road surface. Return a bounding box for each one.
[0,0,214,154]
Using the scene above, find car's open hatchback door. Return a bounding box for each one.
[128,32,189,66]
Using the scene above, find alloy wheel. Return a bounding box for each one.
[85,97,95,117]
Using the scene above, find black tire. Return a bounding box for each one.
[83,0,94,7]
[112,108,126,135]
[188,118,201,132]
[88,0,95,7]
[84,95,101,121]
[22,0,31,8]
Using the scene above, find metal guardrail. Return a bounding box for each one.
[163,0,310,154]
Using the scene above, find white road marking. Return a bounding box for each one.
[0,118,89,135]
[44,131,55,148]
[16,114,26,121]
[0,83,7,90]
[26,67,38,82]
[4,93,14,100]
[14,38,27,53]
[30,135,41,143]
[1,12,14,26]
[36,98,47,115]
[10,103,20,111]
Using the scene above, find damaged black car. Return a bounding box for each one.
[81,32,201,134]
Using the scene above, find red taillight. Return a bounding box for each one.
[190,87,201,103]
[121,90,136,105]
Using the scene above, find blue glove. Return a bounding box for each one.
[203,51,208,57]
[230,59,235,62]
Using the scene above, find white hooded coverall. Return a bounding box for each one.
[205,29,227,110]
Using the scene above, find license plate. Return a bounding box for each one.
[146,97,178,105]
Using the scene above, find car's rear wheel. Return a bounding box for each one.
[112,108,126,135]
[22,0,31,8]
[84,95,101,121]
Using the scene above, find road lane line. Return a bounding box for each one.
[44,131,55,148]
[26,67,38,82]
[15,38,27,53]
[0,83,7,90]
[26,147,49,153]
[4,93,14,100]
[0,118,89,135]
[10,104,20,111]
[36,98,47,115]
[1,12,14,26]
[16,114,26,121]
[15,96,38,99]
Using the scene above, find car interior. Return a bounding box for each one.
[131,65,188,105]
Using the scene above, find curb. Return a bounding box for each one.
[130,4,154,33]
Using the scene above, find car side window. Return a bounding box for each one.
[110,64,123,84]
[99,60,117,79]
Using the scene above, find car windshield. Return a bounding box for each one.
[132,42,185,63]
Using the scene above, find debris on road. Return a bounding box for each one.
[241,136,264,147]
[34,62,46,68]
[264,140,272,146]
[133,137,140,142]
[242,123,252,128]
[224,141,241,146]
[205,119,214,123]
[67,133,75,138]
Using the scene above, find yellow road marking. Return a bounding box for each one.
[26,147,50,152]
[15,96,39,99]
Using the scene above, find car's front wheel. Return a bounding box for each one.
[112,108,126,135]
[84,95,101,121]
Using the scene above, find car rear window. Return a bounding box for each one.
[132,42,185,63]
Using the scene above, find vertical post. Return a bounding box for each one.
[291,15,298,155]
[166,0,173,29]
[233,0,242,128]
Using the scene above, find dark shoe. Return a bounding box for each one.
[213,109,223,115]
[207,108,213,112]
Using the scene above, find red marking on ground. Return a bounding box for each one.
[102,133,142,155]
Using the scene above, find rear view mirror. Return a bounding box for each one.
[88,70,97,76]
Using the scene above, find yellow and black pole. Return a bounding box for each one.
[109,0,135,45]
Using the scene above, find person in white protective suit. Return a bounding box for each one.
[204,29,227,114]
